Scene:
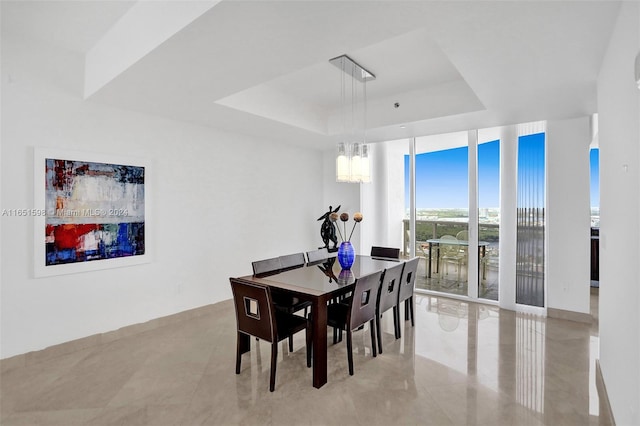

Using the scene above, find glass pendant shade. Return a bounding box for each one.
[335,142,371,183]
[350,143,362,182]
[331,54,374,183]
[336,142,350,182]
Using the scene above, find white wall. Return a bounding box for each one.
[360,140,406,254]
[0,35,323,358]
[546,117,591,315]
[322,149,361,250]
[597,2,640,425]
[359,144,384,253]
[499,125,518,310]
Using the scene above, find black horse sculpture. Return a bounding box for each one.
[317,205,340,252]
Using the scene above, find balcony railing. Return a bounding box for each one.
[402,219,500,256]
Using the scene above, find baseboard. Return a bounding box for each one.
[1,303,218,373]
[547,307,592,324]
[596,359,616,425]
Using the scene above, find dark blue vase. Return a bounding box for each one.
[337,241,355,269]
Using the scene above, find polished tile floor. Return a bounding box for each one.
[1,293,606,425]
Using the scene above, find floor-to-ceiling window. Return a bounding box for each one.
[395,124,545,306]
[406,132,469,297]
[590,147,599,285]
[590,148,600,228]
[516,132,546,307]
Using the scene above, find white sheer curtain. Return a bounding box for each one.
[515,121,546,307]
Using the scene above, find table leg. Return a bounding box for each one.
[311,298,328,388]
[428,242,433,278]
[480,246,486,280]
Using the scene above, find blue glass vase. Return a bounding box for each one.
[337,241,355,269]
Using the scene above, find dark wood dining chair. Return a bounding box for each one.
[230,278,311,392]
[306,247,330,263]
[279,252,306,269]
[375,262,405,353]
[251,256,283,276]
[327,271,382,375]
[278,252,312,315]
[276,253,311,319]
[370,246,401,260]
[251,255,310,350]
[397,257,419,338]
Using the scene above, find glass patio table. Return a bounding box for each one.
[425,238,490,279]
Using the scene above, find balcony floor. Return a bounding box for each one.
[412,255,499,301]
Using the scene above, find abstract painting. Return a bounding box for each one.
[34,149,150,277]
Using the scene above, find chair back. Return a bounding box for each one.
[456,230,469,242]
[348,271,383,330]
[455,231,469,256]
[252,257,282,276]
[370,246,400,259]
[440,235,457,243]
[306,248,329,263]
[377,263,405,314]
[399,257,419,304]
[279,253,305,269]
[230,278,275,343]
[439,235,459,257]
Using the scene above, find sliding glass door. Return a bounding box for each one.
[409,132,469,297]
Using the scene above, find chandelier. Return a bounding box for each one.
[330,54,375,183]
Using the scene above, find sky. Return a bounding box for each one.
[517,133,546,209]
[590,148,600,208]
[402,133,599,211]
[478,141,500,209]
[404,140,500,209]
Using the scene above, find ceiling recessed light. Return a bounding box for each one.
[400,125,406,129]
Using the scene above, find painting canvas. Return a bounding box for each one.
[34,149,150,277]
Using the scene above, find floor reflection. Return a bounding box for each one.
[0,293,606,426]
[409,294,603,426]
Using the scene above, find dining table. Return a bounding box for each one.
[233,254,403,389]
[425,238,490,279]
